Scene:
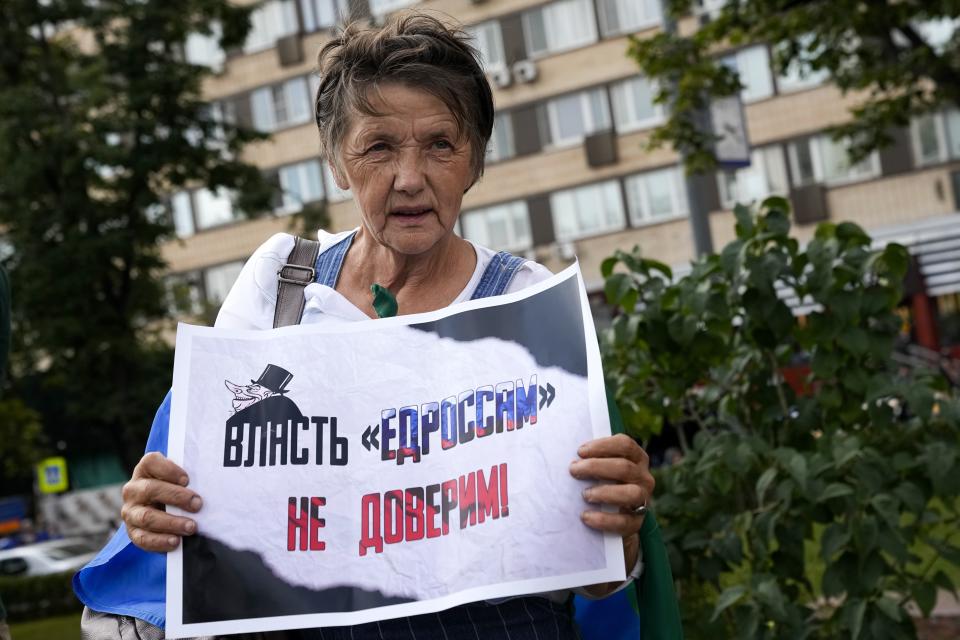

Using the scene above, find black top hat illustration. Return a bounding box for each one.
[252,364,293,394]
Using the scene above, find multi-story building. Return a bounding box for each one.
[168,0,960,347]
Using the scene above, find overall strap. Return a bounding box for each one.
[273,236,320,328]
[313,230,357,287]
[273,230,357,328]
[470,251,528,300]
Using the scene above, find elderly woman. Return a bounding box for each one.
[75,14,656,639]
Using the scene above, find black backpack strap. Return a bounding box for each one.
[273,236,321,328]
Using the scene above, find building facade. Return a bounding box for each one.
[166,0,960,344]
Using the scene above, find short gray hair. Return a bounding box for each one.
[314,13,495,188]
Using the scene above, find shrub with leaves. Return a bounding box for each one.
[601,197,960,639]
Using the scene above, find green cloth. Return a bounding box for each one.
[371,284,398,319]
[608,386,684,640]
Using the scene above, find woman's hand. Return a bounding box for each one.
[121,452,203,552]
[570,433,654,596]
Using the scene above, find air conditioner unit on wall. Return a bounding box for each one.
[276,34,303,67]
[790,183,829,225]
[489,67,512,89]
[584,129,618,168]
[512,59,538,84]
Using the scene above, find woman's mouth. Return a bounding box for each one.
[390,207,434,223]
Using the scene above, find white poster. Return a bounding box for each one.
[165,263,623,638]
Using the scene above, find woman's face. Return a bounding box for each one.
[331,83,475,256]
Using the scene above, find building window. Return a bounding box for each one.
[788,135,881,186]
[194,187,239,230]
[723,45,774,103]
[597,0,661,37]
[323,162,351,203]
[550,180,626,242]
[468,20,505,71]
[611,75,663,133]
[461,201,532,252]
[299,0,348,33]
[910,110,960,166]
[718,146,789,208]
[204,261,245,306]
[171,191,195,237]
[368,0,415,17]
[625,166,688,225]
[244,0,298,54]
[166,271,205,316]
[916,18,959,54]
[184,23,225,72]
[251,77,312,132]
[774,35,829,94]
[488,113,515,163]
[541,87,612,147]
[277,159,325,214]
[523,0,598,58]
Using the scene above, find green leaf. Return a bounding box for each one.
[932,570,955,594]
[715,533,743,564]
[821,523,850,561]
[756,467,777,506]
[835,222,869,244]
[734,204,754,237]
[877,529,908,564]
[645,258,673,279]
[879,243,909,280]
[876,596,903,622]
[825,288,861,319]
[604,273,633,307]
[838,327,869,355]
[785,451,808,491]
[860,551,886,591]
[811,348,839,378]
[928,540,960,567]
[912,581,936,617]
[755,579,787,619]
[761,195,790,214]
[844,598,867,640]
[600,256,618,278]
[892,482,925,513]
[823,552,857,597]
[854,516,879,554]
[765,209,791,236]
[711,585,747,621]
[818,482,853,502]
[734,604,760,640]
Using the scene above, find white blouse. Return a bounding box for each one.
[215,229,555,330]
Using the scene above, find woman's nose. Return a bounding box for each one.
[393,148,425,195]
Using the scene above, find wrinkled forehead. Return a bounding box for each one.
[341,81,467,143]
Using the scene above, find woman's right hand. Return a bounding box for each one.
[121,452,203,552]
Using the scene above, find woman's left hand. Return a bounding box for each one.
[570,433,654,595]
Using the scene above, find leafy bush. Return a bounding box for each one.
[601,198,960,639]
[0,571,81,622]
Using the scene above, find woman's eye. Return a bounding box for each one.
[367,142,388,153]
[433,140,452,150]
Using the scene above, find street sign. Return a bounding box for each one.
[37,456,69,494]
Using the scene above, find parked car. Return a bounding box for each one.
[0,537,99,577]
